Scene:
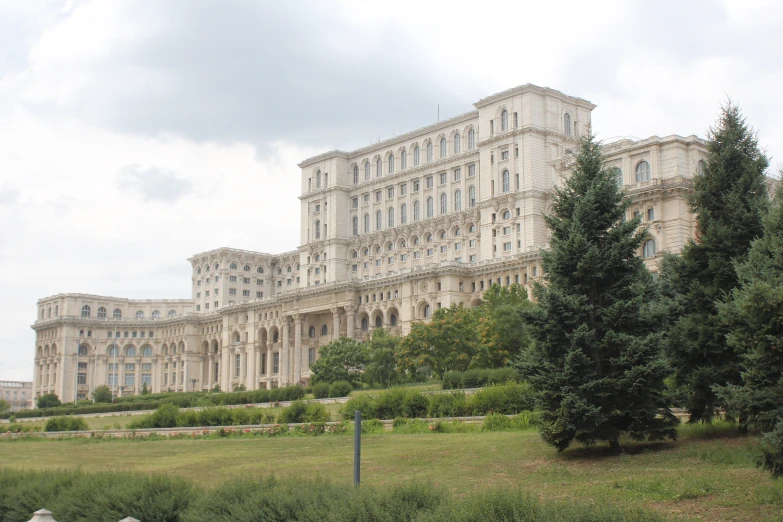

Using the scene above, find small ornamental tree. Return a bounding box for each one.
[92,385,112,403]
[716,188,783,476]
[364,328,401,387]
[516,131,678,452]
[310,337,367,384]
[0,398,9,412]
[37,393,61,409]
[475,283,534,368]
[662,102,770,422]
[397,303,480,380]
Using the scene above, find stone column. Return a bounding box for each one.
[281,319,290,386]
[266,341,273,390]
[135,357,141,395]
[345,306,355,340]
[255,344,262,391]
[208,354,214,390]
[332,307,341,340]
[293,315,302,384]
[119,358,126,397]
[152,356,160,393]
[221,348,230,391]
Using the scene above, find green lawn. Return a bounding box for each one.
[1,424,781,521]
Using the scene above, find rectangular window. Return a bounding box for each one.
[388,187,394,199]
[427,248,434,257]
[214,301,218,308]
[77,362,87,385]
[439,172,447,185]
[229,288,236,295]
[375,259,381,267]
[414,251,421,259]
[400,183,407,195]
[141,373,151,386]
[400,253,407,261]
[309,347,315,365]
[501,150,509,160]
[256,291,262,298]
[413,180,420,192]
[196,305,201,311]
[503,226,511,235]
[243,277,250,284]
[230,275,237,282]
[140,331,145,338]
[205,303,209,309]
[468,164,475,177]
[273,352,280,374]
[503,242,512,252]
[352,197,358,208]
[257,279,263,285]
[514,112,518,128]
[243,290,250,297]
[363,193,369,204]
[455,242,462,251]
[454,168,461,181]
[363,262,369,269]
[647,208,655,221]
[132,331,137,338]
[235,354,241,377]
[205,290,210,297]
[352,264,357,272]
[426,176,433,189]
[469,239,476,248]
[376,190,382,202]
[388,256,394,265]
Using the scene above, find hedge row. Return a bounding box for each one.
[442,368,520,390]
[341,383,535,420]
[0,469,663,522]
[1,386,305,420]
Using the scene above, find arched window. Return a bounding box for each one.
[316,170,322,188]
[440,193,447,214]
[413,236,420,245]
[365,162,370,180]
[413,146,420,166]
[636,161,651,182]
[388,154,395,174]
[469,223,476,233]
[113,308,122,319]
[423,304,431,318]
[136,310,144,319]
[388,207,394,228]
[364,214,370,233]
[205,264,210,272]
[78,344,88,356]
[97,307,107,319]
[469,186,476,207]
[308,326,316,338]
[455,227,461,236]
[273,331,279,343]
[109,346,119,357]
[40,309,44,319]
[142,345,152,357]
[321,324,328,336]
[152,310,160,319]
[390,314,397,326]
[502,170,510,193]
[315,220,321,239]
[244,265,250,272]
[126,346,136,357]
[426,142,433,163]
[454,133,461,154]
[400,203,407,224]
[698,160,707,176]
[376,210,382,230]
[353,165,359,184]
[376,158,382,177]
[257,267,264,274]
[501,110,508,131]
[643,239,656,258]
[401,150,407,170]
[375,316,382,328]
[352,216,359,236]
[47,307,51,318]
[214,263,219,271]
[426,197,434,218]
[454,190,462,212]
[440,230,447,240]
[81,305,91,317]
[54,305,58,316]
[230,263,237,270]
[426,233,432,243]
[167,310,176,318]
[361,317,368,331]
[503,210,511,220]
[440,138,447,158]
[612,167,623,186]
[197,267,201,275]
[414,200,420,221]
[468,129,475,149]
[564,113,571,136]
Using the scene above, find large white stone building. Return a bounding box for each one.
[31,84,708,402]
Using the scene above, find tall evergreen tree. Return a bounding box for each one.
[516,131,678,451]
[716,188,783,476]
[661,103,769,422]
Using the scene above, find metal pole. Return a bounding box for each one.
[353,410,361,486]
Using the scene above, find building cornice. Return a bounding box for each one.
[473,84,596,110]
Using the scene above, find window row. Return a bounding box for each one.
[196,263,266,275]
[80,306,177,320]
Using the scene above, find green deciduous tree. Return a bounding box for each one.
[310,337,367,384]
[661,102,770,423]
[516,131,678,452]
[475,283,534,368]
[716,188,783,476]
[36,393,61,409]
[363,328,401,387]
[397,304,480,379]
[0,398,9,412]
[92,385,112,403]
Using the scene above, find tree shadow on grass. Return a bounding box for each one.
[555,440,678,461]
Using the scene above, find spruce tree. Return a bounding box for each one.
[716,189,783,476]
[661,103,769,422]
[516,131,678,451]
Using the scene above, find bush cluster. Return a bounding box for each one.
[44,417,89,432]
[442,368,520,390]
[0,468,663,522]
[0,423,41,434]
[341,383,535,421]
[0,385,306,420]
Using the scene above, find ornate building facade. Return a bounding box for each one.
[31,84,707,401]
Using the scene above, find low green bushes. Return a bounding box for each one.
[0,469,663,522]
[341,383,536,421]
[442,368,520,389]
[0,423,41,434]
[43,417,90,432]
[278,401,329,424]
[328,380,353,398]
[311,382,331,399]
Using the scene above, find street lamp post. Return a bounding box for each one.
[190,378,198,392]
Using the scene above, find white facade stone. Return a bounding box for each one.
[31,84,707,400]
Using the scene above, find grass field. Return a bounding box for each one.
[1,424,781,521]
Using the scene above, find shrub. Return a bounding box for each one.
[92,385,112,403]
[278,401,308,424]
[428,392,470,418]
[442,368,520,389]
[328,381,353,398]
[312,383,331,399]
[150,403,180,428]
[401,392,429,418]
[44,416,89,432]
[37,393,61,409]
[341,395,378,421]
[481,413,514,432]
[468,382,535,415]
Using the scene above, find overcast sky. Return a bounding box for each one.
[1,0,781,381]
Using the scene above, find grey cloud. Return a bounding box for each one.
[20,1,463,154]
[116,164,194,202]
